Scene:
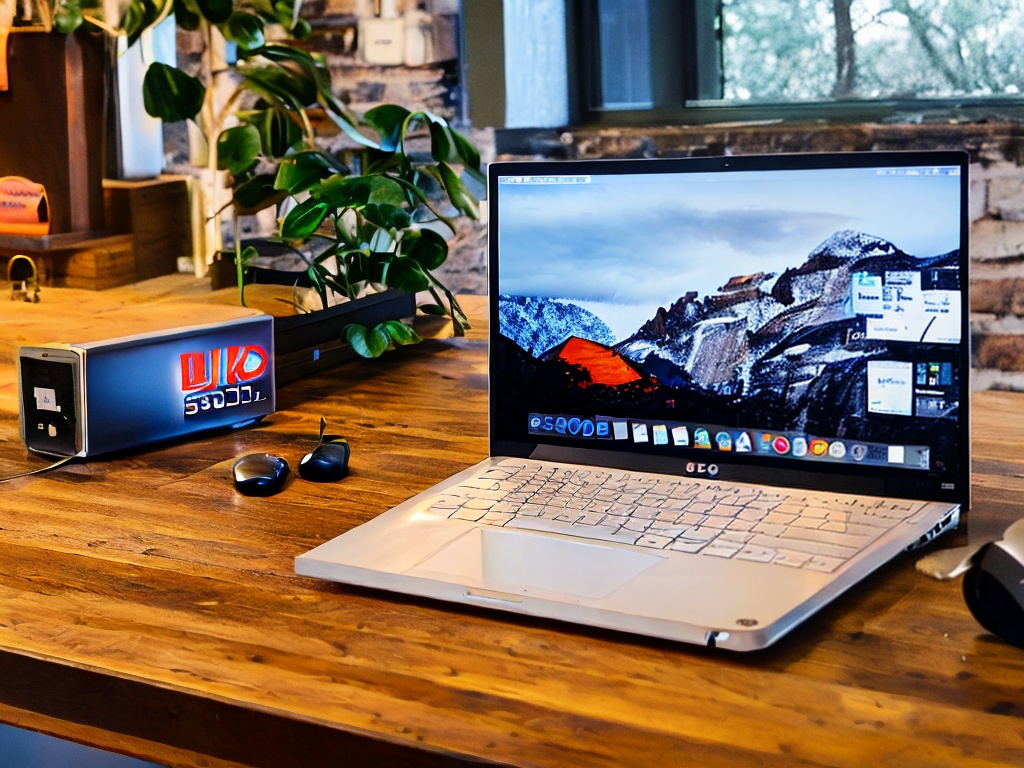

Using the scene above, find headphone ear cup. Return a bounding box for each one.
[963,543,1024,649]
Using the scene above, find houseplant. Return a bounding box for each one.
[156,39,483,358]
[164,43,483,358]
[270,103,483,357]
[53,0,483,360]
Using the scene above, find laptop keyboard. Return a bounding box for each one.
[427,459,928,573]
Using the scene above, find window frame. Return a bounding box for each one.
[465,0,1024,132]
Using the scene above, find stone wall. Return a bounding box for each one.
[494,122,1024,391]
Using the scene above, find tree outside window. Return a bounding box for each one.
[724,0,1023,103]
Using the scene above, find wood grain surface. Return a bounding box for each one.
[0,276,1022,767]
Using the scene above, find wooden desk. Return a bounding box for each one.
[1,279,1023,767]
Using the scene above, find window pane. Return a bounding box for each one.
[723,0,1024,102]
[598,0,654,109]
[503,0,570,127]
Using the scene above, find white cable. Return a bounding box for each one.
[0,455,77,483]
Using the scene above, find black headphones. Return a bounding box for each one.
[963,521,1024,649]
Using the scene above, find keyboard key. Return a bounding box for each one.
[806,555,845,573]
[668,539,711,554]
[432,458,919,572]
[772,549,812,568]
[736,544,777,563]
[704,541,743,558]
[636,534,673,549]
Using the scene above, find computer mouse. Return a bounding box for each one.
[298,417,350,482]
[299,438,350,482]
[963,517,1024,649]
[233,453,290,496]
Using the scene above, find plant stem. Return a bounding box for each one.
[426,274,470,335]
[234,215,246,307]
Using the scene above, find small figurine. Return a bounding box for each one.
[7,253,39,302]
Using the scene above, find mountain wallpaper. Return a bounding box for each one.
[495,230,961,466]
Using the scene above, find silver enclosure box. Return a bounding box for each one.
[18,315,275,457]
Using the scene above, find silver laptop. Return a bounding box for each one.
[296,151,970,651]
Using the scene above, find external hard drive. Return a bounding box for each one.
[18,315,275,457]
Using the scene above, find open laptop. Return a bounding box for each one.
[296,150,970,651]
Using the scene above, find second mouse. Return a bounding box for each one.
[299,439,350,482]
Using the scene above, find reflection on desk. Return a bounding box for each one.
[0,280,1022,767]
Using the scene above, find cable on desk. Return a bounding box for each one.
[0,455,76,483]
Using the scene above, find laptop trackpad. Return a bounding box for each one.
[407,527,663,600]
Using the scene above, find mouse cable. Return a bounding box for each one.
[0,455,77,483]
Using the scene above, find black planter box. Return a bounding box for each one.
[273,290,417,384]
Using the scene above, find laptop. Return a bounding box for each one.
[296,150,970,651]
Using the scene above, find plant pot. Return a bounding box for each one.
[273,289,417,384]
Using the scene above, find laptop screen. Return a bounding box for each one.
[488,152,969,505]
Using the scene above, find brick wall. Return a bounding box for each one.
[163,18,1024,393]
[498,122,1024,392]
[164,15,491,294]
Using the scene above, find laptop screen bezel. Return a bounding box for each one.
[487,150,970,507]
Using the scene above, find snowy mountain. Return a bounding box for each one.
[497,295,616,357]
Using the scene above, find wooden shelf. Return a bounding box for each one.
[0,176,192,290]
[0,230,110,252]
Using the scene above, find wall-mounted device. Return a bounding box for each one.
[360,0,405,65]
[18,315,275,457]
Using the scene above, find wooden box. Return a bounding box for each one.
[104,176,193,280]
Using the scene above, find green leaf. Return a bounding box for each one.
[306,262,330,308]
[252,107,302,158]
[223,12,266,50]
[451,127,483,176]
[236,67,312,114]
[217,125,262,175]
[272,0,297,24]
[418,303,448,316]
[52,3,84,33]
[315,175,368,208]
[363,148,408,176]
[232,173,287,215]
[122,0,173,46]
[172,0,202,29]
[379,320,422,346]
[365,176,408,206]
[321,110,380,150]
[437,162,480,219]
[280,198,329,239]
[143,63,206,123]
[344,324,390,358]
[196,0,232,23]
[238,44,324,104]
[238,244,260,268]
[234,47,323,112]
[362,203,412,232]
[359,251,390,284]
[275,151,348,194]
[383,256,429,293]
[363,104,411,152]
[316,174,405,210]
[402,227,448,270]
[427,118,454,163]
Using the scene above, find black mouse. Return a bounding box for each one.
[299,418,350,482]
[233,453,290,496]
[963,518,1024,649]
